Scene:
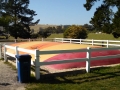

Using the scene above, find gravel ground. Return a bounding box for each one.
[0,61,25,90]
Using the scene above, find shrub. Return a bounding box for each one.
[64,25,88,39]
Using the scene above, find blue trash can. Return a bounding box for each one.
[15,54,31,83]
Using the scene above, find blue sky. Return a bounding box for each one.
[29,0,102,25]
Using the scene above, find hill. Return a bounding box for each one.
[30,24,58,33]
[30,24,71,33]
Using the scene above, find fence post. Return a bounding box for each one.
[35,49,40,80]
[15,46,19,68]
[0,44,2,59]
[92,39,94,46]
[4,44,7,62]
[62,38,63,43]
[29,38,31,42]
[80,39,81,44]
[86,47,91,73]
[15,39,16,43]
[54,38,56,42]
[42,38,43,41]
[107,40,109,48]
[70,39,71,43]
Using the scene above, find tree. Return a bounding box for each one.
[38,27,51,38]
[0,0,40,39]
[90,4,112,32]
[112,8,120,38]
[64,25,88,39]
[0,15,11,27]
[83,23,94,31]
[84,0,120,38]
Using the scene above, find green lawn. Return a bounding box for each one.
[88,33,120,40]
[26,65,120,90]
[48,33,63,38]
[48,33,120,40]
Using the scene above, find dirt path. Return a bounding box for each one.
[0,60,25,90]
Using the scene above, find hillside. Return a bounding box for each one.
[30,24,71,33]
[30,24,58,33]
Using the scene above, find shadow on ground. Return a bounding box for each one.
[29,65,120,84]
[5,57,120,85]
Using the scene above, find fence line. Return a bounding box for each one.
[0,38,120,80]
[1,38,120,48]
[54,38,120,48]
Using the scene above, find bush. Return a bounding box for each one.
[31,33,39,39]
[64,25,88,39]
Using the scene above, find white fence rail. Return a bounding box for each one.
[54,38,120,47]
[0,38,120,80]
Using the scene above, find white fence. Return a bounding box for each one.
[0,38,53,42]
[54,38,120,47]
[0,38,120,80]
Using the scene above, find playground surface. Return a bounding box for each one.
[6,41,120,70]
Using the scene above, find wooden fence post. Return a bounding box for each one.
[4,44,7,62]
[0,43,2,59]
[15,46,19,68]
[86,47,91,73]
[35,49,40,80]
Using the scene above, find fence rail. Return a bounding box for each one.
[0,38,120,80]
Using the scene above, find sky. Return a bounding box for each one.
[29,0,102,25]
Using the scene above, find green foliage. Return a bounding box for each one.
[64,25,88,39]
[112,8,120,38]
[84,0,120,38]
[31,33,39,39]
[0,0,40,39]
[38,27,51,38]
[0,15,11,27]
[83,24,94,31]
[89,4,112,32]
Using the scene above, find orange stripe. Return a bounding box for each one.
[27,42,63,50]
[11,42,28,46]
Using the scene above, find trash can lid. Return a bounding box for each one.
[15,54,31,59]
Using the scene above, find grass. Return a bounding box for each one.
[88,33,120,40]
[26,65,120,90]
[47,33,64,38]
[47,33,120,40]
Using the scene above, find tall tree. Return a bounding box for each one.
[90,4,112,32]
[112,8,120,38]
[84,0,120,38]
[0,0,40,39]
